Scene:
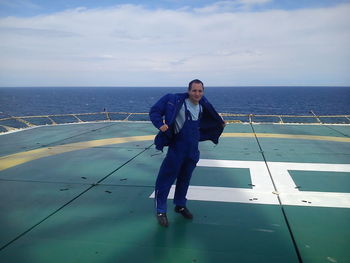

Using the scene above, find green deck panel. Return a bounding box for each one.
[264,152,350,164]
[102,148,164,187]
[282,206,350,263]
[261,139,350,156]
[259,138,350,163]
[0,123,349,263]
[252,124,350,163]
[0,122,116,157]
[252,123,347,137]
[199,138,264,161]
[289,170,350,193]
[102,138,261,188]
[103,147,254,189]
[220,123,254,133]
[191,166,253,188]
[52,122,155,149]
[0,147,146,184]
[325,125,350,137]
[0,185,299,263]
[0,180,89,248]
[252,124,350,262]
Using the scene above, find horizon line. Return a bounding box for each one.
[1,85,350,88]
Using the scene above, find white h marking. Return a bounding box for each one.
[150,159,350,208]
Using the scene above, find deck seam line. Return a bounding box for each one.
[323,125,350,138]
[0,144,152,252]
[38,122,119,148]
[0,178,155,188]
[250,123,304,263]
[4,122,119,156]
[0,178,93,185]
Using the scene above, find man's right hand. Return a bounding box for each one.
[159,124,169,132]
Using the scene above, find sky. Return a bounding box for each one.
[0,0,349,87]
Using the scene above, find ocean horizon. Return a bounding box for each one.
[0,86,349,117]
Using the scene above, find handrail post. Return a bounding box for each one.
[310,110,322,124]
[249,114,253,124]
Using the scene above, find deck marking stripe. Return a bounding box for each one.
[0,135,155,171]
[250,124,303,263]
[150,159,350,209]
[0,132,349,171]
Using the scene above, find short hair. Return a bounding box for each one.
[188,79,204,91]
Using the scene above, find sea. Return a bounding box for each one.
[0,86,349,117]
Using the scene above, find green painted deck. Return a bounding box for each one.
[0,122,349,263]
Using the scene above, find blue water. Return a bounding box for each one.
[0,86,349,117]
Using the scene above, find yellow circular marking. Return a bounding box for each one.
[0,133,349,171]
[0,135,155,172]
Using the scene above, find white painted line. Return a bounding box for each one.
[279,192,350,209]
[150,185,280,205]
[268,161,350,208]
[150,159,350,209]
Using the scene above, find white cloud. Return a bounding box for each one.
[0,2,349,86]
[194,0,272,13]
[240,0,271,4]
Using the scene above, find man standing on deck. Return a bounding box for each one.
[149,79,225,227]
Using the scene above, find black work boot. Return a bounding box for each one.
[156,213,169,227]
[174,206,193,219]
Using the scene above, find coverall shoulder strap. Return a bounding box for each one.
[183,100,191,120]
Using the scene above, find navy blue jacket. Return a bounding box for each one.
[149,93,225,151]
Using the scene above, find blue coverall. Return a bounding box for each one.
[149,92,224,213]
[155,102,200,213]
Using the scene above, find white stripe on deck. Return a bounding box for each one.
[150,159,350,209]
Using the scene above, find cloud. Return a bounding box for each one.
[194,0,272,13]
[0,2,349,86]
[240,0,271,4]
[0,26,79,37]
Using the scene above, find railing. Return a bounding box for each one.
[0,112,349,133]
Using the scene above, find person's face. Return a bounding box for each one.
[188,83,204,104]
